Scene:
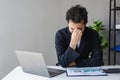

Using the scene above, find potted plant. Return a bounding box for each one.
[89,20,108,65]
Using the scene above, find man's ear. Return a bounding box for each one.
[67,21,69,24]
[67,21,69,26]
[86,21,88,24]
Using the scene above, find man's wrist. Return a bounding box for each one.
[70,43,76,50]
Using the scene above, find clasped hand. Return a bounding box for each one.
[70,28,82,50]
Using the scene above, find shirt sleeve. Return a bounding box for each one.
[55,31,80,67]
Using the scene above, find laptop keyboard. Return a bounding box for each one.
[47,68,65,77]
[49,71,57,75]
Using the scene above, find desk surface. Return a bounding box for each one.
[2,65,120,80]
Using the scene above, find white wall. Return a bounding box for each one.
[0,0,63,79]
[0,0,112,79]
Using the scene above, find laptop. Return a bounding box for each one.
[15,51,65,78]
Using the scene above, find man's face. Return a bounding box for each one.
[68,20,86,33]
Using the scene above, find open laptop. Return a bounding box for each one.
[15,51,65,78]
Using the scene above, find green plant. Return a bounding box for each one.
[89,20,108,50]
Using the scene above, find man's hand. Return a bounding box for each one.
[70,29,82,50]
[68,61,76,67]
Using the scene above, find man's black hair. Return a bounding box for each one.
[66,4,88,24]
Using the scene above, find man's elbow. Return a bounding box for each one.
[58,61,68,68]
[61,64,67,68]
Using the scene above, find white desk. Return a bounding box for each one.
[2,65,120,80]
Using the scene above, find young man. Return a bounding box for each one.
[55,5,103,67]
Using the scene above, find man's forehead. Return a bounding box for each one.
[70,25,83,28]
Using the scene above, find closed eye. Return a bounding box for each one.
[71,28,74,30]
[78,28,82,30]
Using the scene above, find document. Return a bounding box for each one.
[66,67,107,77]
